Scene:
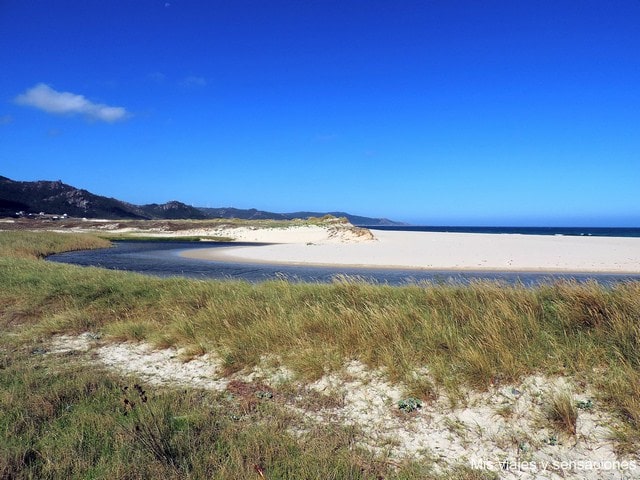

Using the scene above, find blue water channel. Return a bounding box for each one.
[46,240,640,286]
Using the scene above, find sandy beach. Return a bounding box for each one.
[182,228,640,273]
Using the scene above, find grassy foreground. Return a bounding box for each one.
[1,231,640,478]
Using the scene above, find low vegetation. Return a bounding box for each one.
[96,234,234,242]
[1,230,639,477]
[0,230,110,259]
[546,389,579,435]
[3,341,435,479]
[1,215,351,233]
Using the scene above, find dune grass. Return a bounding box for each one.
[0,230,110,259]
[96,234,234,242]
[1,230,640,476]
[2,346,444,479]
[546,389,579,435]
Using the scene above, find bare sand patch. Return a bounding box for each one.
[45,219,374,244]
[47,334,635,479]
[161,223,374,244]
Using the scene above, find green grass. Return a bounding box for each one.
[0,230,110,259]
[1,347,437,479]
[97,234,234,242]
[1,230,639,476]
[79,215,350,231]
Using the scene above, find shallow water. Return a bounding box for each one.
[46,241,640,286]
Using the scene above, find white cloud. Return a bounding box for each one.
[181,76,207,87]
[14,83,129,122]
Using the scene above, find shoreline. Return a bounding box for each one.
[180,230,640,274]
[181,249,640,275]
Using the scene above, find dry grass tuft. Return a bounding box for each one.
[546,389,578,435]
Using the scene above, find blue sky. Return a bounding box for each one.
[1,1,639,226]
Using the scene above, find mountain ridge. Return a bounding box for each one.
[0,176,405,226]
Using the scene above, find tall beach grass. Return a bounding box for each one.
[1,230,639,476]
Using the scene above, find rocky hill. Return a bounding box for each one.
[0,176,146,219]
[0,176,404,225]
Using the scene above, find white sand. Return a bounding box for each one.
[183,229,640,273]
[170,223,374,243]
[47,334,634,479]
[51,222,374,243]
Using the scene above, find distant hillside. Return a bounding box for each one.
[0,176,404,225]
[0,176,147,219]
[285,211,403,226]
[198,207,290,221]
[141,201,208,220]
[195,208,402,226]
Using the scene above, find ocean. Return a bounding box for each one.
[369,226,640,238]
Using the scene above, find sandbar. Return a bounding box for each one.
[181,229,640,273]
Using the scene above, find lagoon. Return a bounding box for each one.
[47,240,640,286]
